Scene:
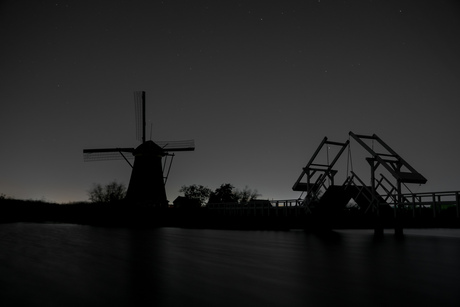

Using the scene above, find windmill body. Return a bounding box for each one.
[83,91,194,206]
[125,140,168,206]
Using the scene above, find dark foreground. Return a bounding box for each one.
[2,224,460,307]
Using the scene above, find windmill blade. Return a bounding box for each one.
[155,140,195,152]
[83,148,134,162]
[134,91,145,143]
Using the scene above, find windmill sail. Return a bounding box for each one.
[155,140,195,152]
[83,148,134,162]
[134,91,145,143]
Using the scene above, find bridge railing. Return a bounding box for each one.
[206,199,306,216]
[206,191,460,219]
[384,191,460,218]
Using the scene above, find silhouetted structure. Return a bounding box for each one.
[83,91,194,206]
[293,131,431,234]
[292,137,349,212]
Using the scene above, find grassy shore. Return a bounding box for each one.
[1,197,459,230]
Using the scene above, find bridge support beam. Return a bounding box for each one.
[456,192,459,218]
[374,226,384,237]
[373,216,384,237]
[394,220,404,237]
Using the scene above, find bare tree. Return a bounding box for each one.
[88,181,126,203]
[234,186,260,205]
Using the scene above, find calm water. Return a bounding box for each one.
[1,223,460,307]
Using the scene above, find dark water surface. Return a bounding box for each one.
[1,223,459,307]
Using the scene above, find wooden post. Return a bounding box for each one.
[374,228,384,237]
[142,91,146,144]
[456,192,459,218]
[394,179,403,236]
[394,226,403,237]
[374,216,384,237]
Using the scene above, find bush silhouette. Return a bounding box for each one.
[88,181,126,203]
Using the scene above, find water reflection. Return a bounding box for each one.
[1,224,460,306]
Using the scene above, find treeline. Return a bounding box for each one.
[175,183,260,208]
[0,182,262,225]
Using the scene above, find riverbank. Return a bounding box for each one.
[1,198,459,230]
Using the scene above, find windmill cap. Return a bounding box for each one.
[133,140,165,157]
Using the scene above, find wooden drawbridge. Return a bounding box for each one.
[291,132,460,233]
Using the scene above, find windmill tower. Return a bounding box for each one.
[83,91,195,207]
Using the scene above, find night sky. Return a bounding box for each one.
[1,0,460,203]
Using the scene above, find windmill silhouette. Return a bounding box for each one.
[83,91,195,206]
